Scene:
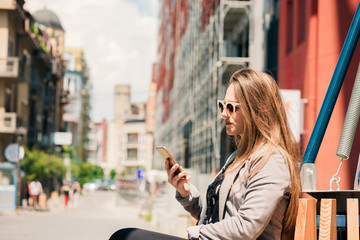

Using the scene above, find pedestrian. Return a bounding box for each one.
[109,68,301,240]
[71,181,81,208]
[25,180,31,207]
[29,179,43,209]
[61,181,72,208]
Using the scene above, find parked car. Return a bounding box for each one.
[83,179,102,191]
[99,179,116,191]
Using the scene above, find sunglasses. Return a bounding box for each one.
[217,100,240,114]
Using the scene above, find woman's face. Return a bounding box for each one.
[222,83,245,136]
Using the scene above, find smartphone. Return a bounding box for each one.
[156,146,183,175]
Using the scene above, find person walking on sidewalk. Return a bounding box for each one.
[110,68,301,240]
[61,181,72,208]
[71,181,81,208]
[29,179,43,210]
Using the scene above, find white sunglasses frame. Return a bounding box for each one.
[217,100,240,114]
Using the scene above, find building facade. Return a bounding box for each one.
[62,47,91,162]
[152,0,279,179]
[117,119,152,177]
[94,119,113,176]
[86,120,98,165]
[112,84,152,179]
[0,0,66,162]
[30,8,66,150]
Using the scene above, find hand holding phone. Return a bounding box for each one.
[156,146,190,197]
[156,146,183,175]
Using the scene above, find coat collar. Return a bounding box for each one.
[217,151,238,220]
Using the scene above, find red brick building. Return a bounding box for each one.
[278,0,360,190]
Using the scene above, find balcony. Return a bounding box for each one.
[51,56,64,77]
[223,1,250,33]
[0,0,16,9]
[218,57,251,80]
[0,113,17,133]
[0,57,19,79]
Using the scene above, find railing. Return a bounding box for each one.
[0,57,19,78]
[51,56,64,76]
[0,113,17,133]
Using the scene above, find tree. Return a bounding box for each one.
[21,147,66,195]
[77,163,104,186]
[110,169,116,180]
[22,148,66,182]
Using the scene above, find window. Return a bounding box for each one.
[298,0,306,44]
[286,0,294,53]
[128,133,138,143]
[127,148,138,159]
[5,87,11,112]
[8,36,14,56]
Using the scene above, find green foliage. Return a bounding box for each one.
[77,163,104,186]
[22,147,105,187]
[92,165,104,179]
[145,212,152,222]
[109,169,116,180]
[21,147,66,182]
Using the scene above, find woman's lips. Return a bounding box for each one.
[225,122,231,125]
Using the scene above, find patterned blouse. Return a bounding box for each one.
[204,174,225,224]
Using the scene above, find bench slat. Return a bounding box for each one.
[294,198,317,240]
[319,199,336,240]
[347,198,359,240]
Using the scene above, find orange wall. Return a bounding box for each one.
[278,0,360,190]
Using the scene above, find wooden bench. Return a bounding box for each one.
[294,198,359,240]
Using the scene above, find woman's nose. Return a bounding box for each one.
[221,109,229,118]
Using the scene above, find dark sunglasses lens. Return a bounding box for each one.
[218,102,224,113]
[227,103,234,113]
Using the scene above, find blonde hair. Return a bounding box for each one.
[224,68,301,236]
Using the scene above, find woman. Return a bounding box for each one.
[110,68,301,240]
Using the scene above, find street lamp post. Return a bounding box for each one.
[16,134,23,213]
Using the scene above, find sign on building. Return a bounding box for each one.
[53,132,73,145]
[280,89,304,142]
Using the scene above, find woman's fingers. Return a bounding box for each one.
[165,158,170,171]
[167,162,179,182]
[171,170,188,186]
[169,163,180,176]
[166,160,191,196]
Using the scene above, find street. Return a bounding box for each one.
[0,191,157,240]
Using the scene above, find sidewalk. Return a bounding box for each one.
[0,191,158,240]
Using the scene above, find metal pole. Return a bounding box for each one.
[16,142,21,213]
[302,2,360,164]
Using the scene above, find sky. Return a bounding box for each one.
[23,0,158,122]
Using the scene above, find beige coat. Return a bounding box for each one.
[176,150,291,240]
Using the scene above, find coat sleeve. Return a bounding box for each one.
[187,153,291,240]
[175,183,203,221]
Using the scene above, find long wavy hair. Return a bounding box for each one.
[224,68,301,236]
